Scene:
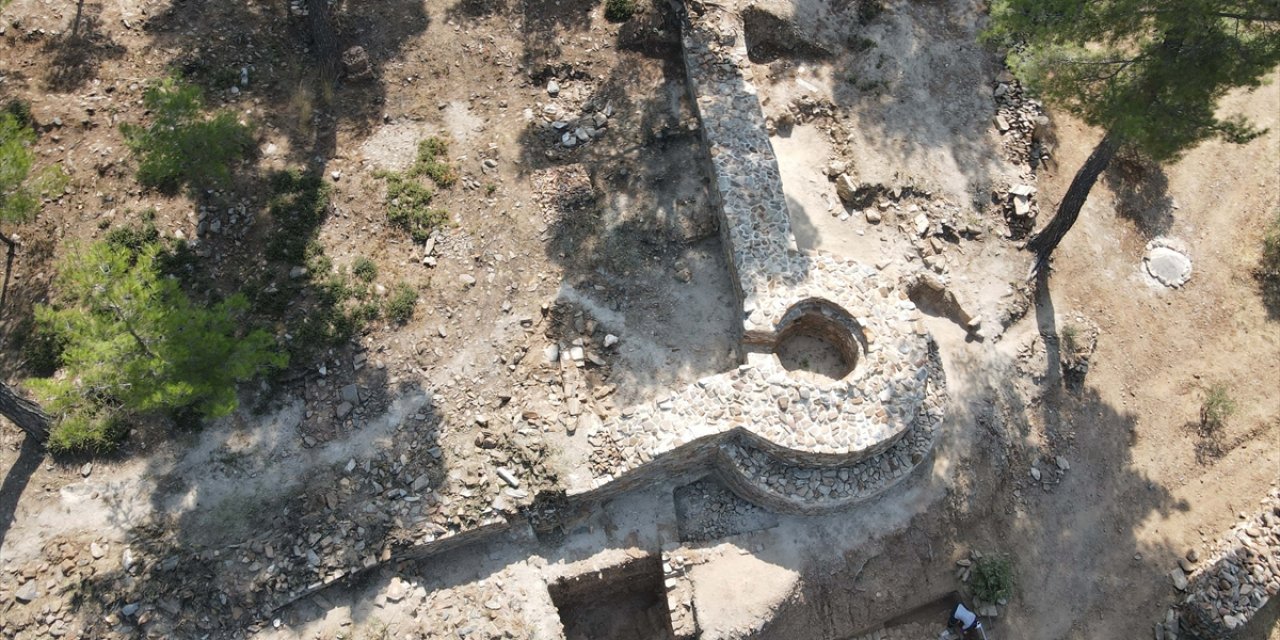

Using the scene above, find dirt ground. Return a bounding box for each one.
[0,0,1277,638]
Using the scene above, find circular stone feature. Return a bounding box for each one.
[773,299,861,381]
[1144,239,1192,288]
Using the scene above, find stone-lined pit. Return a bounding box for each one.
[773,299,862,381]
[548,556,675,640]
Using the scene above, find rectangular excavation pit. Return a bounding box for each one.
[548,556,676,640]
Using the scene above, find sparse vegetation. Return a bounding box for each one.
[1200,382,1236,434]
[384,282,418,324]
[605,0,637,22]
[4,98,33,128]
[382,173,448,242]
[29,237,287,452]
[410,137,458,187]
[352,257,378,283]
[1060,323,1079,354]
[1257,212,1280,312]
[120,76,255,193]
[266,169,331,263]
[284,265,381,355]
[970,555,1016,603]
[1,105,67,229]
[374,137,457,241]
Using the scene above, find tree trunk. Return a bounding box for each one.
[306,0,341,86]
[1027,130,1123,276]
[0,230,15,311]
[0,382,50,443]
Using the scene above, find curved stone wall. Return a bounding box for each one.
[712,344,948,515]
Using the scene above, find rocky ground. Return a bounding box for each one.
[1,0,1278,639]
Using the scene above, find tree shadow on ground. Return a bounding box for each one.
[99,0,434,418]
[1185,416,1275,467]
[0,436,43,551]
[445,0,512,20]
[64,380,455,637]
[1105,147,1176,239]
[0,3,446,632]
[1239,588,1280,639]
[512,0,743,402]
[1259,277,1280,323]
[519,0,599,70]
[139,0,428,175]
[752,338,1188,638]
[40,0,125,93]
[1256,212,1280,322]
[768,0,1013,211]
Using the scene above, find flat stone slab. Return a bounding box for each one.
[1144,239,1192,288]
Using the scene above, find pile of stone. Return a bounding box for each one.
[991,69,1051,234]
[195,201,253,239]
[662,544,699,639]
[0,536,110,639]
[765,93,837,134]
[388,564,555,640]
[828,174,981,244]
[2,397,565,639]
[674,477,778,542]
[540,301,620,436]
[341,45,372,80]
[1169,487,1280,639]
[531,78,613,150]
[992,69,1051,168]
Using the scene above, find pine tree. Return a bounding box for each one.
[986,1,1280,275]
[119,77,255,193]
[1,102,65,442]
[1,103,67,303]
[29,240,287,452]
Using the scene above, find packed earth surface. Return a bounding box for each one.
[0,0,1277,639]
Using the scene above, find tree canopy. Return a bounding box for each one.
[120,77,255,193]
[987,1,1280,270]
[29,238,287,451]
[989,1,1279,161]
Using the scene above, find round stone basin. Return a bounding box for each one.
[773,299,863,382]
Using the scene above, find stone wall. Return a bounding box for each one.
[575,0,947,513]
[1174,488,1280,639]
